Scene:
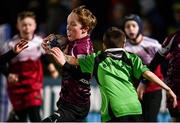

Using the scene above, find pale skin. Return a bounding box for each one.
[13,39,29,54]
[48,46,177,108]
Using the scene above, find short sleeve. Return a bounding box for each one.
[78,53,96,73]
[133,55,149,79]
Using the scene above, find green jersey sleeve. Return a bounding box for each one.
[78,53,96,73]
[132,55,149,79]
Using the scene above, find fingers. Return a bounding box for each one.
[18,41,28,49]
[50,47,63,57]
[167,90,178,108]
[8,73,19,84]
[43,34,55,43]
[49,47,66,65]
[14,39,29,53]
[41,42,50,53]
[16,39,28,48]
[42,34,56,53]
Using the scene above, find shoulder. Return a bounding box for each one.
[143,36,160,45]
[32,35,43,44]
[74,39,94,55]
[125,51,141,61]
[33,35,43,41]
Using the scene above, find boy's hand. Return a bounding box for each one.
[43,34,55,43]
[41,41,50,53]
[137,82,146,100]
[8,73,19,84]
[50,47,66,66]
[13,39,28,53]
[166,89,177,108]
[42,34,55,53]
[48,63,59,79]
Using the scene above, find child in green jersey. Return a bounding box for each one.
[46,27,177,122]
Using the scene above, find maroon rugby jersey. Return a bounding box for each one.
[158,31,180,109]
[58,36,94,106]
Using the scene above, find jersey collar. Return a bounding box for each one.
[105,48,125,52]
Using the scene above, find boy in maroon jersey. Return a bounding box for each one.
[42,5,97,122]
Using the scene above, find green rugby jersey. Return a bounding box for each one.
[78,48,149,121]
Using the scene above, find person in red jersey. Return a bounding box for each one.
[0,11,59,122]
[0,39,28,65]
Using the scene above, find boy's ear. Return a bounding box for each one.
[82,26,89,34]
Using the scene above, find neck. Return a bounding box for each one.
[20,34,34,41]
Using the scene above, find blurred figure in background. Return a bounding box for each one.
[122,14,163,122]
[149,30,180,122]
[167,2,180,34]
[109,3,126,28]
[0,11,58,122]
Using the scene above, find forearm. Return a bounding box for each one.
[0,50,17,65]
[64,55,79,65]
[142,71,170,91]
[0,64,10,77]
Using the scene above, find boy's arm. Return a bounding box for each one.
[49,47,78,66]
[142,70,177,108]
[149,52,165,71]
[0,39,28,65]
[41,54,59,79]
[0,50,17,65]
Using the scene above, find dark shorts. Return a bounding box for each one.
[42,101,90,122]
[141,89,162,122]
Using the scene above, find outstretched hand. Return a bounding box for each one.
[13,39,28,53]
[41,34,55,53]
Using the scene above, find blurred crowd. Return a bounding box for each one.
[0,0,179,42]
